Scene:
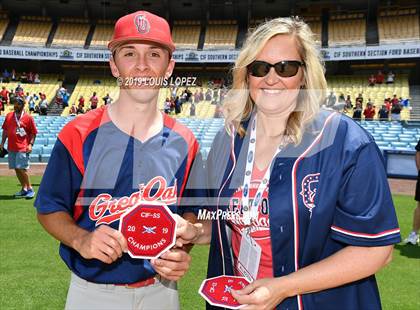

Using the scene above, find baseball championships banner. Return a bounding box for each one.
[0,43,419,62]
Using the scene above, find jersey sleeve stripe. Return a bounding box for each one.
[58,107,110,175]
[331,225,400,238]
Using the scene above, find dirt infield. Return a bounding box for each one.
[0,163,416,197]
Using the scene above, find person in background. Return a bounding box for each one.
[0,96,38,199]
[403,139,420,245]
[352,101,363,120]
[368,74,376,86]
[378,105,389,121]
[376,70,384,84]
[363,102,375,121]
[355,93,364,105]
[390,102,402,121]
[90,92,98,109]
[386,71,395,84]
[102,93,113,105]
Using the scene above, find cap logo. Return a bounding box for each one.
[134,14,150,34]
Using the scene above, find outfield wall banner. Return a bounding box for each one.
[0,43,419,62]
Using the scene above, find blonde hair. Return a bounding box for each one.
[223,17,327,144]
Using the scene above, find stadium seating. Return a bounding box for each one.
[12,16,52,46]
[0,74,63,114]
[327,74,410,120]
[303,16,322,45]
[328,13,366,46]
[51,18,90,47]
[378,8,419,44]
[203,20,238,49]
[0,115,417,163]
[0,13,9,40]
[90,20,114,48]
[63,76,119,115]
[172,20,201,49]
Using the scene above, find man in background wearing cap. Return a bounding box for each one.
[1,95,37,199]
[34,10,203,310]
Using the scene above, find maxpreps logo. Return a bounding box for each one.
[89,176,177,226]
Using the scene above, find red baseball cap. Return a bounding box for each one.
[108,11,175,55]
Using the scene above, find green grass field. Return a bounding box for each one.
[0,175,419,309]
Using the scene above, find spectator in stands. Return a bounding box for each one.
[25,92,32,108]
[391,94,399,107]
[28,72,34,84]
[20,72,28,83]
[11,69,16,81]
[199,88,204,101]
[34,73,40,84]
[390,102,402,121]
[384,98,392,112]
[190,101,196,117]
[378,105,389,121]
[363,102,375,121]
[386,71,395,84]
[174,96,181,114]
[352,101,362,120]
[368,74,376,86]
[39,93,48,116]
[327,91,336,107]
[0,96,37,199]
[78,95,85,109]
[403,140,420,246]
[90,92,98,109]
[62,91,70,108]
[355,93,363,105]
[55,89,63,107]
[76,105,84,115]
[69,104,77,116]
[376,70,384,84]
[344,95,352,111]
[338,93,345,104]
[102,93,113,105]
[164,98,171,114]
[400,97,410,108]
[29,93,38,113]
[205,88,212,101]
[2,69,10,83]
[0,86,9,106]
[15,84,23,94]
[193,90,200,103]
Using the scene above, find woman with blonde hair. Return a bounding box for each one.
[181,17,400,309]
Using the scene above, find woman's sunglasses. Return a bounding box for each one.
[247,60,304,78]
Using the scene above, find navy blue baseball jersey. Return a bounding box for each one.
[204,109,400,310]
[34,106,200,284]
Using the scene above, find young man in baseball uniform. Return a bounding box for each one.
[35,11,201,309]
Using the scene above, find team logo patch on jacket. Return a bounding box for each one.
[299,173,320,216]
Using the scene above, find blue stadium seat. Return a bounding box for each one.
[47,138,57,145]
[40,154,51,163]
[36,137,48,146]
[42,145,54,155]
[391,141,408,149]
[382,136,399,142]
[375,141,389,148]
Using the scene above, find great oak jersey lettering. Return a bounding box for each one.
[204,109,400,310]
[34,106,201,284]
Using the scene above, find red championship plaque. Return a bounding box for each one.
[119,203,177,259]
[199,275,251,309]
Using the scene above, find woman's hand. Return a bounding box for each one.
[231,277,288,310]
